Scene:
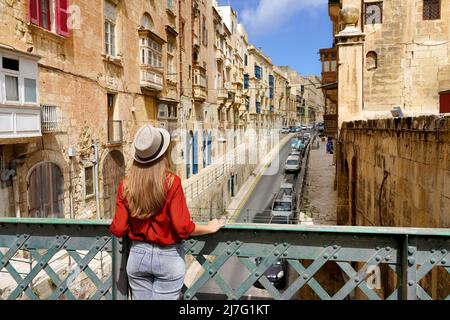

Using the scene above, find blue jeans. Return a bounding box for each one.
[126,241,186,300]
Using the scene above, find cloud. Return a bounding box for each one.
[240,0,327,36]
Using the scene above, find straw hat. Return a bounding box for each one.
[132,125,171,164]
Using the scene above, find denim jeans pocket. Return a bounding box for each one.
[126,250,146,275]
[156,250,186,281]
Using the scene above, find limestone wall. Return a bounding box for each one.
[337,115,450,228]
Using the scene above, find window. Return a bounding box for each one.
[244,74,249,89]
[364,2,383,25]
[2,57,19,71]
[140,38,163,68]
[244,54,248,66]
[255,65,262,80]
[104,0,117,57]
[169,105,177,118]
[246,96,250,112]
[158,104,169,118]
[141,13,153,30]
[202,15,208,46]
[423,0,440,20]
[167,0,174,11]
[1,55,38,105]
[366,51,378,70]
[167,37,176,81]
[24,79,37,103]
[83,164,95,199]
[5,75,19,101]
[180,21,185,50]
[28,0,69,36]
[256,101,261,114]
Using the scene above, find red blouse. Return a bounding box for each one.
[109,175,196,246]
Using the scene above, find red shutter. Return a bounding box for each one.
[56,0,70,37]
[440,91,450,114]
[28,0,39,25]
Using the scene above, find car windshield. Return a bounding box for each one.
[287,160,298,165]
[273,201,291,211]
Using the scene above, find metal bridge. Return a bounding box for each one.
[0,218,448,300]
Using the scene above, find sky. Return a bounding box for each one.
[218,0,332,76]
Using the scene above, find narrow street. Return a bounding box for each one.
[194,129,316,300]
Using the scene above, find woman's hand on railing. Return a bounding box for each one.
[207,218,226,233]
[191,218,226,236]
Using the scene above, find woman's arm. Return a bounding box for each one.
[110,182,130,238]
[191,219,225,236]
[169,177,225,238]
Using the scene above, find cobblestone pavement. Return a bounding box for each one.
[301,138,337,225]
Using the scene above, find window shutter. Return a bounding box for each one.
[56,0,70,37]
[28,0,39,25]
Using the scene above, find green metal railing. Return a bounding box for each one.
[0,218,448,300]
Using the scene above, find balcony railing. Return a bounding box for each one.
[41,105,64,133]
[0,218,448,300]
[107,120,123,144]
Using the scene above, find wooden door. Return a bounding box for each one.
[28,162,64,218]
[102,150,125,219]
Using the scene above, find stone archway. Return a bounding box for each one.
[102,150,125,219]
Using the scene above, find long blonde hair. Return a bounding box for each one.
[123,147,174,219]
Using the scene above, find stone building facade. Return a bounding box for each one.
[320,0,450,136]
[0,0,312,220]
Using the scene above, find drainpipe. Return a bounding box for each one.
[92,140,101,220]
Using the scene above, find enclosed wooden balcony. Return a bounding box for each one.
[319,48,338,85]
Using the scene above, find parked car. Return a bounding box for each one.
[284,155,301,173]
[279,181,296,205]
[289,150,301,157]
[253,257,288,290]
[303,132,311,140]
[271,192,296,220]
[280,127,290,134]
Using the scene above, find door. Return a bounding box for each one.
[202,131,207,168]
[102,150,125,219]
[186,131,191,179]
[207,131,212,166]
[28,162,64,218]
[193,131,198,175]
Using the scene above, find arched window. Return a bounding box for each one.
[27,162,64,218]
[141,13,153,30]
[366,51,378,70]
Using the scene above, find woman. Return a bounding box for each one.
[110,125,225,300]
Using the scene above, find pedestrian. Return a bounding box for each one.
[110,125,225,300]
[326,138,331,154]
